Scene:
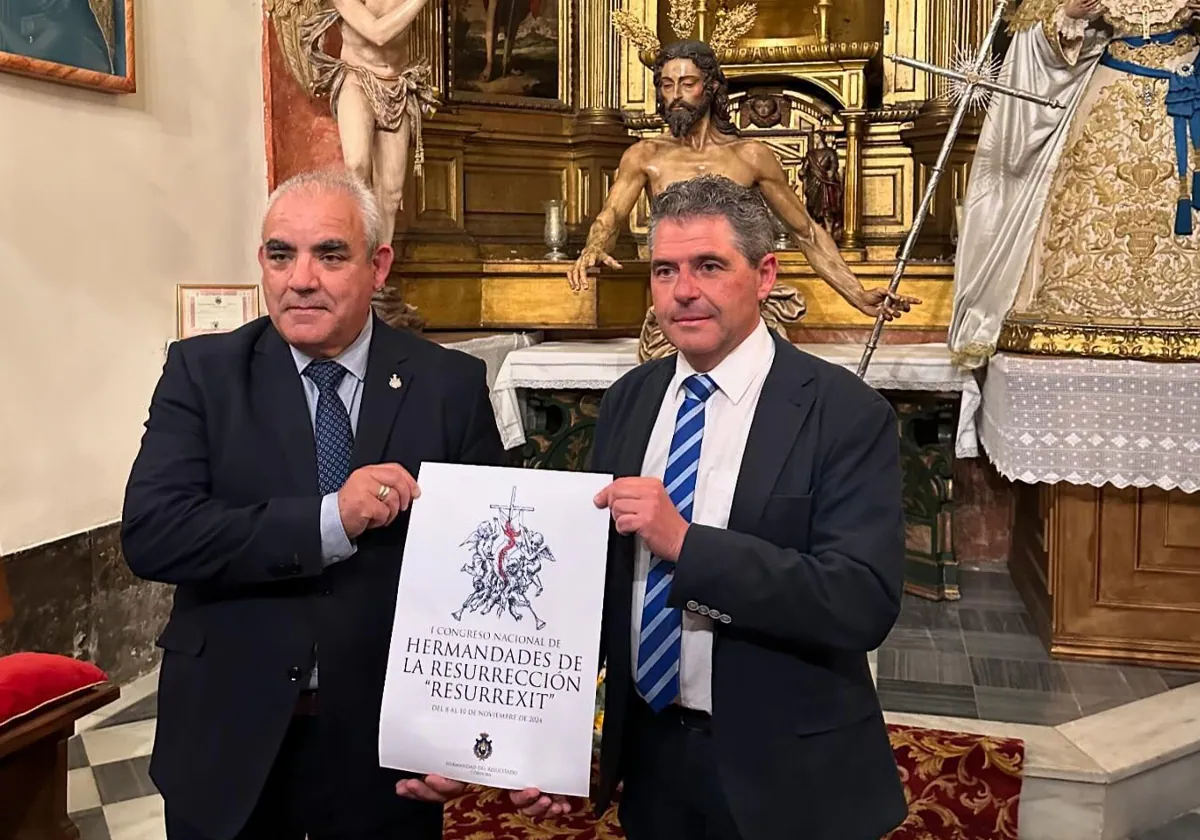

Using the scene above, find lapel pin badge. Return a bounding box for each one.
[389,374,403,390]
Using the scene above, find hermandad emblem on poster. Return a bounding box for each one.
[379,462,612,798]
[454,487,556,630]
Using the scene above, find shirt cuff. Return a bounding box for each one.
[319,493,356,566]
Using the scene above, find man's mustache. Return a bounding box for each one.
[280,295,332,310]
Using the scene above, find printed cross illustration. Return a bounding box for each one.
[855,0,1065,379]
[490,487,534,525]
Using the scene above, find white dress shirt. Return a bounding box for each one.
[630,317,776,713]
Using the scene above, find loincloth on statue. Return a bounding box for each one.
[637,283,807,362]
[300,8,439,176]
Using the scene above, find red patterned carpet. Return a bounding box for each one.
[442,724,1025,840]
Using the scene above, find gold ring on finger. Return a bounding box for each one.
[377,484,391,501]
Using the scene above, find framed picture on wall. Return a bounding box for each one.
[447,0,571,110]
[176,285,262,341]
[0,0,135,94]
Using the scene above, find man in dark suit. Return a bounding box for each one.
[513,174,909,839]
[121,169,503,840]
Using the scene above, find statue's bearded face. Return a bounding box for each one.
[658,58,712,138]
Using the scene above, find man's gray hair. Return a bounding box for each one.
[264,168,386,254]
[648,175,775,266]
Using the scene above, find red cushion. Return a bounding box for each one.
[0,652,109,728]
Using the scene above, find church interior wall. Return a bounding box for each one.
[0,0,268,681]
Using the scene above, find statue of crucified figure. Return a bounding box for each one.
[569,40,921,358]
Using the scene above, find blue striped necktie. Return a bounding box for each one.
[636,373,717,712]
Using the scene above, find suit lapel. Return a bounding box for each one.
[351,317,414,471]
[615,360,674,478]
[253,327,319,493]
[727,337,817,534]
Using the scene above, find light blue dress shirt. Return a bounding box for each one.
[288,315,373,688]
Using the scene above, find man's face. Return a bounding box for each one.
[258,187,392,357]
[659,57,711,137]
[649,215,776,371]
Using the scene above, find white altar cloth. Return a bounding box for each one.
[978,353,1200,493]
[440,332,541,388]
[491,338,981,458]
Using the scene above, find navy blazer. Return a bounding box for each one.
[591,333,908,840]
[121,315,505,839]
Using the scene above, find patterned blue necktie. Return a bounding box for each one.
[303,360,353,494]
[636,373,717,712]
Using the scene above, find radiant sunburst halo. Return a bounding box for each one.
[944,46,1002,113]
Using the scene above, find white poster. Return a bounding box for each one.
[379,461,613,798]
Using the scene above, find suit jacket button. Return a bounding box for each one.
[287,666,303,681]
[719,615,732,624]
[698,606,711,616]
[686,600,699,611]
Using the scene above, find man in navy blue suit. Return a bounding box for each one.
[512,175,908,840]
[122,169,503,839]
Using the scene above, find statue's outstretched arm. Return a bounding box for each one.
[751,144,865,306]
[753,144,919,320]
[568,143,650,291]
[330,0,429,47]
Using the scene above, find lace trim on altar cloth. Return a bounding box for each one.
[977,353,1200,492]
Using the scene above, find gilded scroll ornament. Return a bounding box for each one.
[997,319,1200,360]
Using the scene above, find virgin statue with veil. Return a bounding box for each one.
[949,0,1200,369]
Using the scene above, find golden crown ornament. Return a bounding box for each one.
[612,0,758,66]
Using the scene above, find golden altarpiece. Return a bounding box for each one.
[280,0,988,337]
[263,0,1200,666]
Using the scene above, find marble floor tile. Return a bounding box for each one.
[68,767,101,814]
[875,677,978,718]
[1134,810,1200,840]
[880,627,939,650]
[961,629,1050,661]
[876,648,974,685]
[104,794,165,840]
[1160,670,1200,690]
[1062,663,1135,700]
[69,734,90,770]
[93,755,157,806]
[81,719,156,767]
[1121,667,1170,699]
[71,807,112,840]
[958,606,1038,635]
[77,670,160,734]
[974,686,1081,726]
[94,694,158,731]
[969,656,1073,693]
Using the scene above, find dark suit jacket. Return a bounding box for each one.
[591,334,908,840]
[121,315,505,840]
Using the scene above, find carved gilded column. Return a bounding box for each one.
[578,0,622,125]
[842,111,866,252]
[618,0,658,115]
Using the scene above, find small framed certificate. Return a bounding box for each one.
[177,285,261,339]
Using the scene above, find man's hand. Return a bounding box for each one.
[594,478,687,561]
[395,775,465,803]
[568,246,622,292]
[338,463,420,539]
[510,788,578,818]
[853,287,922,321]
